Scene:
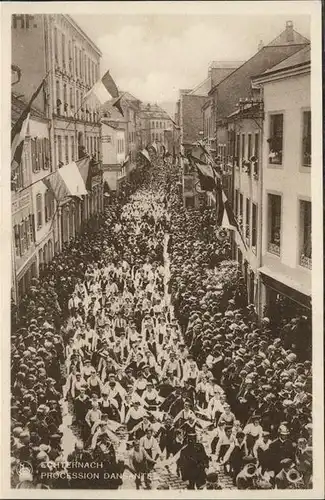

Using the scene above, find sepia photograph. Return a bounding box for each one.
[1,1,323,497]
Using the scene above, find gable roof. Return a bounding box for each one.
[11,93,47,126]
[259,44,310,76]
[267,27,310,47]
[211,43,309,119]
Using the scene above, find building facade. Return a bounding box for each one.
[208,21,309,307]
[47,14,103,248]
[253,46,311,320]
[11,13,103,302]
[101,120,126,192]
[139,103,173,151]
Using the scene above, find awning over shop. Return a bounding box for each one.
[258,265,311,309]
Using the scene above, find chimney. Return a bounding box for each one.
[258,40,264,51]
[285,20,294,43]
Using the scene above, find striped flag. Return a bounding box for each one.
[83,70,124,116]
[11,77,45,172]
[139,148,151,164]
[218,190,247,250]
[43,161,88,201]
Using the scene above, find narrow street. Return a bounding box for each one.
[9,10,315,494]
[57,183,236,489]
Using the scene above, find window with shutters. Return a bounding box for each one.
[75,46,78,77]
[54,27,59,62]
[63,84,68,114]
[65,135,69,164]
[70,86,74,110]
[61,33,66,69]
[152,132,155,142]
[29,214,35,243]
[302,110,311,167]
[42,138,50,170]
[56,80,61,115]
[88,58,91,85]
[14,225,21,256]
[235,189,239,216]
[239,193,243,229]
[245,198,250,240]
[57,135,62,164]
[268,114,283,165]
[252,203,257,252]
[267,194,281,255]
[79,49,82,79]
[248,133,252,160]
[44,191,48,222]
[36,193,43,229]
[241,134,246,164]
[68,40,73,72]
[299,200,311,268]
[71,136,75,161]
[20,222,26,254]
[235,134,240,167]
[24,218,30,250]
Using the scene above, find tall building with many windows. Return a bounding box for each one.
[139,103,173,151]
[11,14,103,302]
[253,45,311,323]
[48,14,103,248]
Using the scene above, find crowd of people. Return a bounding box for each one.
[10,156,312,490]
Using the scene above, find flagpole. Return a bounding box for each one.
[11,68,52,134]
[15,170,55,194]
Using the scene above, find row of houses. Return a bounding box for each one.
[11,14,104,304]
[11,13,177,304]
[175,21,311,325]
[101,100,176,193]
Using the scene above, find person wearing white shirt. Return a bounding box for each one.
[207,393,225,422]
[173,401,196,426]
[141,383,161,409]
[253,431,272,472]
[81,360,94,381]
[182,359,199,386]
[125,402,147,437]
[139,428,161,461]
[215,426,235,462]
[243,416,263,455]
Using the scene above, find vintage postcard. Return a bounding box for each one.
[1,1,323,498]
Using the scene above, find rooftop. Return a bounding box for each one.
[259,44,310,76]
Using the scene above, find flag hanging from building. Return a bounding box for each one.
[76,155,91,187]
[83,69,120,105]
[11,77,45,170]
[112,93,124,116]
[43,170,70,202]
[59,162,88,197]
[139,149,151,164]
[188,154,216,192]
[122,155,130,166]
[218,190,247,250]
[43,161,88,201]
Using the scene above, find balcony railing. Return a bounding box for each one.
[300,253,312,269]
[268,242,280,256]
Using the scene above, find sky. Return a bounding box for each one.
[72,12,310,115]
